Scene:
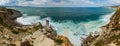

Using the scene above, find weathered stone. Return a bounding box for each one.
[0,7,73,46]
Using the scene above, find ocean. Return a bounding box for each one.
[7,7,115,46]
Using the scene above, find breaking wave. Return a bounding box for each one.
[16,11,115,46]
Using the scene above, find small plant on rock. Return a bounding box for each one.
[55,39,63,45]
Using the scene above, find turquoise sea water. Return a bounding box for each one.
[7,7,115,46]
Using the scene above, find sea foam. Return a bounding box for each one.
[16,12,114,46]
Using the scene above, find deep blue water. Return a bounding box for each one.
[7,7,115,46]
[7,7,114,23]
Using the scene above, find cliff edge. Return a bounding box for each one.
[0,7,73,46]
[81,7,120,46]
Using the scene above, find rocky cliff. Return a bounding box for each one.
[81,7,120,46]
[0,7,73,46]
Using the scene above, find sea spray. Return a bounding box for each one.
[11,7,115,46]
[16,11,115,46]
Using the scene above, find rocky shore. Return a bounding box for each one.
[0,7,73,46]
[81,6,120,46]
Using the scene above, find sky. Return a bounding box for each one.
[0,0,120,7]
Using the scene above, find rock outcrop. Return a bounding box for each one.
[81,7,120,46]
[55,36,73,46]
[0,7,73,46]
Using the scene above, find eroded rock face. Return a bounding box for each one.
[21,20,73,46]
[55,36,73,46]
[0,7,73,46]
[33,32,55,46]
[0,7,43,46]
[81,7,120,46]
[0,7,22,27]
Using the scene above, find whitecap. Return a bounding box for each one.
[16,11,115,46]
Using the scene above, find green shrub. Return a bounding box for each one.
[55,39,63,44]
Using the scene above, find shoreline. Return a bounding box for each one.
[81,6,120,46]
[0,7,73,46]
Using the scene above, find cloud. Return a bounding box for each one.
[17,0,48,6]
[0,0,96,7]
[109,0,120,5]
[90,0,120,6]
[0,0,120,7]
[0,0,11,5]
[50,0,71,2]
[16,0,75,7]
[110,0,120,3]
